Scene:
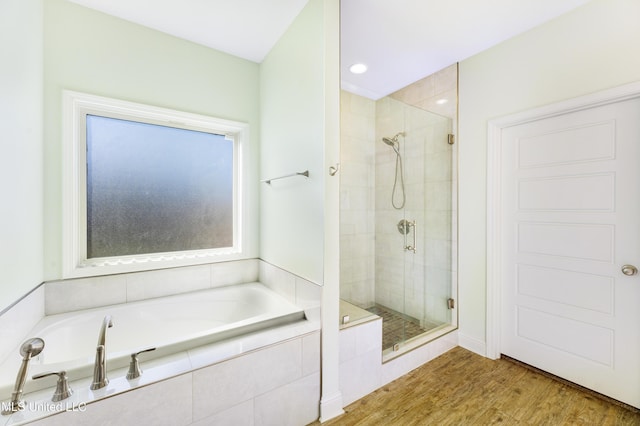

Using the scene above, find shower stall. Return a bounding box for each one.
[340,65,457,359]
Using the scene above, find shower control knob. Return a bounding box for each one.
[397,219,411,235]
[32,370,73,402]
[621,264,638,276]
[126,347,156,380]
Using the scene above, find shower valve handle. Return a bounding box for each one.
[32,370,73,402]
[126,347,156,380]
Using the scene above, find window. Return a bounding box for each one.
[63,91,249,278]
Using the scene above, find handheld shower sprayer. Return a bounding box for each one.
[382,132,406,209]
[382,132,405,154]
[2,338,45,414]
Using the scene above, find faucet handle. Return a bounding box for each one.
[126,347,156,380]
[32,370,73,402]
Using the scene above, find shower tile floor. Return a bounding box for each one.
[366,304,442,351]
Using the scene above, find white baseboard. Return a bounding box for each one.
[458,333,487,357]
[319,391,344,423]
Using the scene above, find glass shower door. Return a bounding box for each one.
[377,99,455,357]
[340,84,457,359]
[375,99,422,354]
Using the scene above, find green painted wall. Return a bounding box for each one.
[0,0,43,312]
[43,0,260,279]
[259,0,327,284]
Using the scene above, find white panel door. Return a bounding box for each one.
[501,97,640,408]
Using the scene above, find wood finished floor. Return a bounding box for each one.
[312,347,640,425]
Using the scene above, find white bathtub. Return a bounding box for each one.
[0,282,305,396]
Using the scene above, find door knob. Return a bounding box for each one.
[621,264,638,276]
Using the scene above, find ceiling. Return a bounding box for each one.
[68,0,592,100]
[66,0,310,63]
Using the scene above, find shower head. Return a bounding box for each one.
[19,337,45,359]
[382,132,405,146]
[382,137,396,146]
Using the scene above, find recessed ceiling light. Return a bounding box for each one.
[349,63,368,74]
[436,98,448,105]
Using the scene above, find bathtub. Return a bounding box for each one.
[0,282,306,397]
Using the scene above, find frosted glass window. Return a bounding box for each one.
[86,115,234,258]
[63,91,249,278]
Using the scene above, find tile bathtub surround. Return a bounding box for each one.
[3,258,295,370]
[191,336,320,423]
[27,374,194,426]
[44,259,260,315]
[44,274,127,315]
[258,260,321,310]
[2,259,320,424]
[18,330,320,426]
[125,264,213,302]
[2,258,310,367]
[253,372,320,425]
[2,295,320,425]
[211,258,260,288]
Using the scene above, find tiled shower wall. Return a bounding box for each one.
[389,64,458,126]
[340,63,457,327]
[393,64,457,326]
[375,98,453,325]
[339,93,376,307]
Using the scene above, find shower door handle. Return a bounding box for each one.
[404,220,416,253]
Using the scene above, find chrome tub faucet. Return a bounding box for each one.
[90,315,113,390]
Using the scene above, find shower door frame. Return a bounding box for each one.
[376,98,458,361]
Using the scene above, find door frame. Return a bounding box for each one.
[485,80,640,360]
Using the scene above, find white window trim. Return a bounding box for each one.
[62,90,250,278]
